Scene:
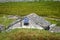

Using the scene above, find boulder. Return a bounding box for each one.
[0,24,4,32]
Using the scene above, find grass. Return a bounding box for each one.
[0,15,16,28]
[0,28,60,40]
[45,18,57,24]
[45,17,60,26]
[0,2,60,19]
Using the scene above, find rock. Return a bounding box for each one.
[7,15,20,19]
[0,24,4,32]
[50,27,60,33]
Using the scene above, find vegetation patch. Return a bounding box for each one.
[0,15,16,28]
[0,28,60,40]
[0,2,60,18]
[45,17,60,26]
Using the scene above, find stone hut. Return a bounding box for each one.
[7,13,51,31]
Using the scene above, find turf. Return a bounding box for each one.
[0,16,16,28]
[0,28,60,40]
[0,2,60,18]
[45,17,60,26]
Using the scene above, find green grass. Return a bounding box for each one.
[0,16,15,28]
[45,18,57,24]
[45,17,60,26]
[0,2,60,18]
[0,28,60,40]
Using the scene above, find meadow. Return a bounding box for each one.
[0,28,60,40]
[0,1,60,19]
[0,15,16,28]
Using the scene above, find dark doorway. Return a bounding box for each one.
[45,26,50,30]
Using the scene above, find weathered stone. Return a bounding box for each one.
[7,15,20,19]
[0,24,4,32]
[6,13,51,31]
[26,13,51,28]
[50,27,60,33]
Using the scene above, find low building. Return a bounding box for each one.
[6,13,51,31]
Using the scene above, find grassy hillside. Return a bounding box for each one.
[0,29,60,40]
[45,17,60,26]
[0,16,15,28]
[0,2,60,18]
[0,2,60,40]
